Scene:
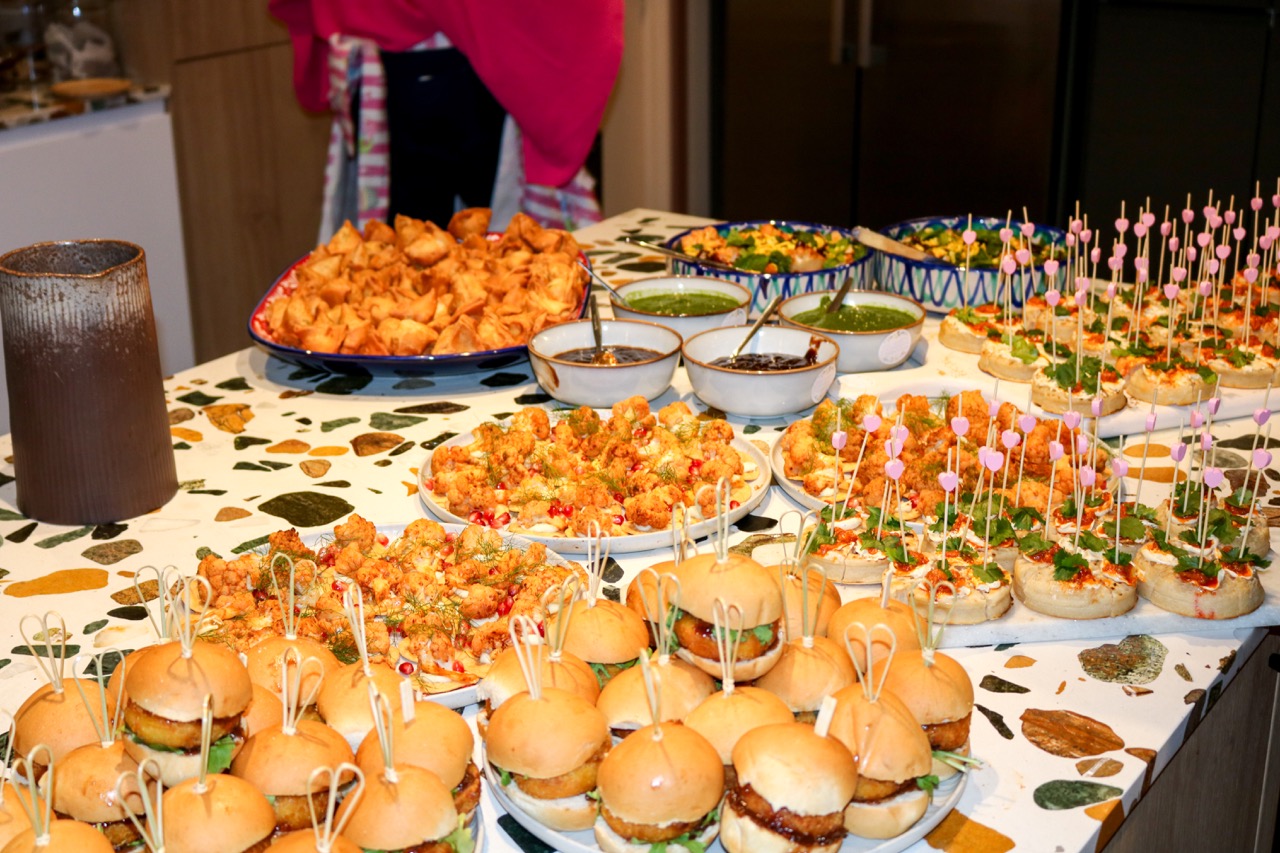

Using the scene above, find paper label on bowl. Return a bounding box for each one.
[812,363,837,403]
[720,308,747,327]
[878,329,913,365]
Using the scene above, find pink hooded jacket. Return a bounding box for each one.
[268,0,624,187]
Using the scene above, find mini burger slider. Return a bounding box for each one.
[593,721,724,853]
[721,720,858,853]
[672,551,784,680]
[485,686,610,831]
[121,639,252,785]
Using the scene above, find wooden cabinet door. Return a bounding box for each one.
[169,41,329,362]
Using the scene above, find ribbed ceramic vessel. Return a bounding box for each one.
[0,240,177,523]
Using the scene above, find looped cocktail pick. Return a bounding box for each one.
[306,763,365,853]
[843,622,897,703]
[19,612,67,693]
[712,477,733,563]
[583,520,610,608]
[912,579,956,665]
[116,758,164,853]
[72,649,127,747]
[638,653,664,743]
[281,647,326,736]
[269,552,305,641]
[171,574,215,658]
[10,746,54,845]
[369,685,398,784]
[636,569,680,661]
[711,598,744,696]
[540,576,580,662]
[509,614,544,702]
[194,694,216,793]
[133,565,184,641]
[341,585,373,679]
[798,562,829,649]
[777,508,806,564]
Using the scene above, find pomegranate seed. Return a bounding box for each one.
[497,598,513,616]
[452,661,466,674]
[612,492,624,504]
[440,543,454,557]
[468,510,484,524]
[613,514,625,525]
[496,512,511,526]
[630,462,644,472]
[423,478,436,491]
[496,481,508,491]
[508,584,521,596]
[331,580,344,592]
[729,500,741,510]
[377,534,388,546]
[398,661,415,675]
[536,620,546,637]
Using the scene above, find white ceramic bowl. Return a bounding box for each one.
[778,290,925,374]
[609,276,750,339]
[682,325,839,417]
[528,319,681,407]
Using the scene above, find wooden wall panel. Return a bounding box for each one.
[170,42,329,362]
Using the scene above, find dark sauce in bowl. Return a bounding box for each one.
[710,336,824,371]
[555,346,662,364]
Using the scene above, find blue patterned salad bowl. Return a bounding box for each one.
[663,220,875,315]
[877,216,1067,314]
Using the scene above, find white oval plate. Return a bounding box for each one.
[419,435,773,555]
[482,751,968,853]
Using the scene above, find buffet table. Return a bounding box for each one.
[0,208,1275,853]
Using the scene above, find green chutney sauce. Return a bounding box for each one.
[627,290,743,316]
[791,300,917,332]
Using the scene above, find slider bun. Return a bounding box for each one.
[334,764,457,851]
[684,687,793,765]
[827,685,932,785]
[596,723,724,826]
[555,599,650,665]
[479,646,599,711]
[597,657,714,730]
[752,637,856,714]
[674,553,782,627]
[1,820,114,853]
[230,720,355,796]
[843,787,930,839]
[732,722,857,817]
[242,635,340,705]
[870,649,972,728]
[827,597,920,671]
[774,567,841,641]
[485,688,608,779]
[356,701,473,789]
[13,680,107,774]
[315,663,404,752]
[500,783,598,832]
[125,640,252,721]
[162,774,276,853]
[241,683,284,739]
[51,740,146,824]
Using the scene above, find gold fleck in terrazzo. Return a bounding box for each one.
[4,568,108,597]
[925,810,1015,853]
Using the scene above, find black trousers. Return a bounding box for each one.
[379,46,507,225]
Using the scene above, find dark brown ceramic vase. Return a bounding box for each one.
[0,240,177,523]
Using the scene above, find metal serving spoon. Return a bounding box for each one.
[728,294,783,361]
[588,292,617,365]
[578,261,630,305]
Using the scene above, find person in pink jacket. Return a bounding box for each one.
[269,0,624,235]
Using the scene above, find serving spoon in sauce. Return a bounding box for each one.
[727,294,783,362]
[579,261,630,306]
[588,292,617,365]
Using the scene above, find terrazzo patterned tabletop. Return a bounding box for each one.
[0,208,1274,853]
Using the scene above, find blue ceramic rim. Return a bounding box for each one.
[878,215,1068,272]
